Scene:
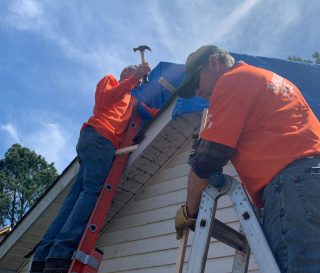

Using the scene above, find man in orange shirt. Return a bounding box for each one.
[30,63,151,273]
[175,45,320,272]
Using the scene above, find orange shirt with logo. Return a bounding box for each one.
[82,74,140,148]
[200,62,320,206]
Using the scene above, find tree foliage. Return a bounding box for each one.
[0,144,58,228]
[288,51,320,64]
[312,51,320,64]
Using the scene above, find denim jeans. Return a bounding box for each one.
[33,126,115,261]
[263,156,320,273]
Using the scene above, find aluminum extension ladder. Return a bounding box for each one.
[178,174,281,273]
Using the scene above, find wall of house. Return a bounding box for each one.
[18,136,261,273]
[96,140,260,273]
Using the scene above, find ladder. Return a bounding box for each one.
[68,110,142,273]
[178,173,281,273]
[174,108,281,273]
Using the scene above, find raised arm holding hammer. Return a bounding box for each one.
[30,60,150,273]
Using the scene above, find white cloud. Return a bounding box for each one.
[3,0,299,74]
[247,1,302,57]
[2,0,315,68]
[0,120,76,173]
[131,0,260,63]
[7,0,45,31]
[27,122,75,173]
[9,0,42,17]
[3,1,114,73]
[201,0,259,44]
[0,123,21,143]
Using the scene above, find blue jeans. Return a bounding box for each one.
[33,126,115,261]
[263,156,320,273]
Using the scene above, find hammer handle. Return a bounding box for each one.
[141,52,145,64]
[139,51,149,83]
[140,51,149,82]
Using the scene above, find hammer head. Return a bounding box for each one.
[133,45,152,52]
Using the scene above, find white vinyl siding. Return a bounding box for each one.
[96,141,260,273]
[16,112,261,273]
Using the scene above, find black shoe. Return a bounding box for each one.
[30,261,45,273]
[44,258,72,273]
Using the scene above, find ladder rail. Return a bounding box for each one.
[68,112,142,273]
[231,227,250,273]
[225,175,281,273]
[186,189,219,273]
[186,175,281,273]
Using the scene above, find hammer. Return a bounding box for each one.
[133,45,151,83]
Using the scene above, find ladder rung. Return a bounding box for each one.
[211,219,248,253]
[71,250,100,269]
[114,144,139,155]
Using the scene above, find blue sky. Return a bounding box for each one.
[0,0,319,173]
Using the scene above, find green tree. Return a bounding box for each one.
[0,169,10,227]
[0,144,58,228]
[312,51,320,64]
[288,56,313,63]
[288,51,320,64]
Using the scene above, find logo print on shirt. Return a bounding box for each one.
[268,73,295,99]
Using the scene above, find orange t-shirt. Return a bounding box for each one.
[200,62,320,206]
[82,74,140,148]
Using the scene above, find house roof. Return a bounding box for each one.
[0,98,202,272]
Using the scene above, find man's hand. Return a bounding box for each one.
[175,204,196,240]
[134,63,151,80]
[140,102,160,117]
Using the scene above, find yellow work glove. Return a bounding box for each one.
[175,204,196,240]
